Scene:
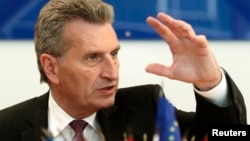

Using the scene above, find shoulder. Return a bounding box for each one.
[0,93,49,123]
[115,84,162,108]
[117,84,162,97]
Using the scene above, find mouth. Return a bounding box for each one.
[96,85,116,95]
[102,86,114,90]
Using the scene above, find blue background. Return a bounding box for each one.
[0,0,250,40]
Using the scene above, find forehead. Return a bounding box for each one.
[64,19,119,50]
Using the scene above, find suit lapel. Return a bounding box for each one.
[97,85,161,141]
[97,105,128,141]
[21,93,49,141]
[21,127,44,141]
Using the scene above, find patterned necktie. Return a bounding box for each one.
[69,120,88,141]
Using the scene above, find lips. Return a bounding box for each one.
[97,84,115,90]
[102,86,113,90]
[96,84,116,94]
[98,85,115,90]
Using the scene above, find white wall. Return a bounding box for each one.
[0,40,249,123]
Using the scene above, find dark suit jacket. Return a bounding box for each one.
[0,70,246,141]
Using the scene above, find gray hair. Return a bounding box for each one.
[34,0,114,83]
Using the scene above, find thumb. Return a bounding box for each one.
[145,63,171,78]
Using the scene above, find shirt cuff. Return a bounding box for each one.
[194,68,231,107]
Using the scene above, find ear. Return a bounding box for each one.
[40,54,59,84]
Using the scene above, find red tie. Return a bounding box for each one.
[69,120,88,141]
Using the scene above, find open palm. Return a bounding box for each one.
[145,13,221,90]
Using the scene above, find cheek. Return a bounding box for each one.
[75,68,100,86]
[59,62,101,87]
[57,66,84,86]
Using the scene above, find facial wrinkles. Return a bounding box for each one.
[90,53,118,92]
[64,20,119,93]
[80,36,119,92]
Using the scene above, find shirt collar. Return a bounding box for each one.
[48,91,98,137]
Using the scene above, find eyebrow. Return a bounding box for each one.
[114,45,121,51]
[83,45,121,56]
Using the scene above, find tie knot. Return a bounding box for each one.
[69,120,88,133]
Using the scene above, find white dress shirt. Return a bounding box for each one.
[194,68,231,107]
[48,69,229,141]
[48,94,105,141]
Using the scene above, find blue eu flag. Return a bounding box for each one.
[156,89,181,141]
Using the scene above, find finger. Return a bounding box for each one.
[172,20,196,39]
[193,35,208,48]
[146,16,178,45]
[157,12,174,25]
[145,63,173,79]
[157,13,196,39]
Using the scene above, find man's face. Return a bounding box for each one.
[52,19,120,113]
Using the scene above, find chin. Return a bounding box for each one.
[99,98,115,109]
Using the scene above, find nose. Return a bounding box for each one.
[100,56,119,80]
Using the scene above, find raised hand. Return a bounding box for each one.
[145,12,221,91]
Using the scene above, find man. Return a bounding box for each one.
[0,0,246,141]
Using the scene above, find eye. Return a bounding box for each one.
[87,54,95,60]
[85,54,100,62]
[111,50,119,58]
